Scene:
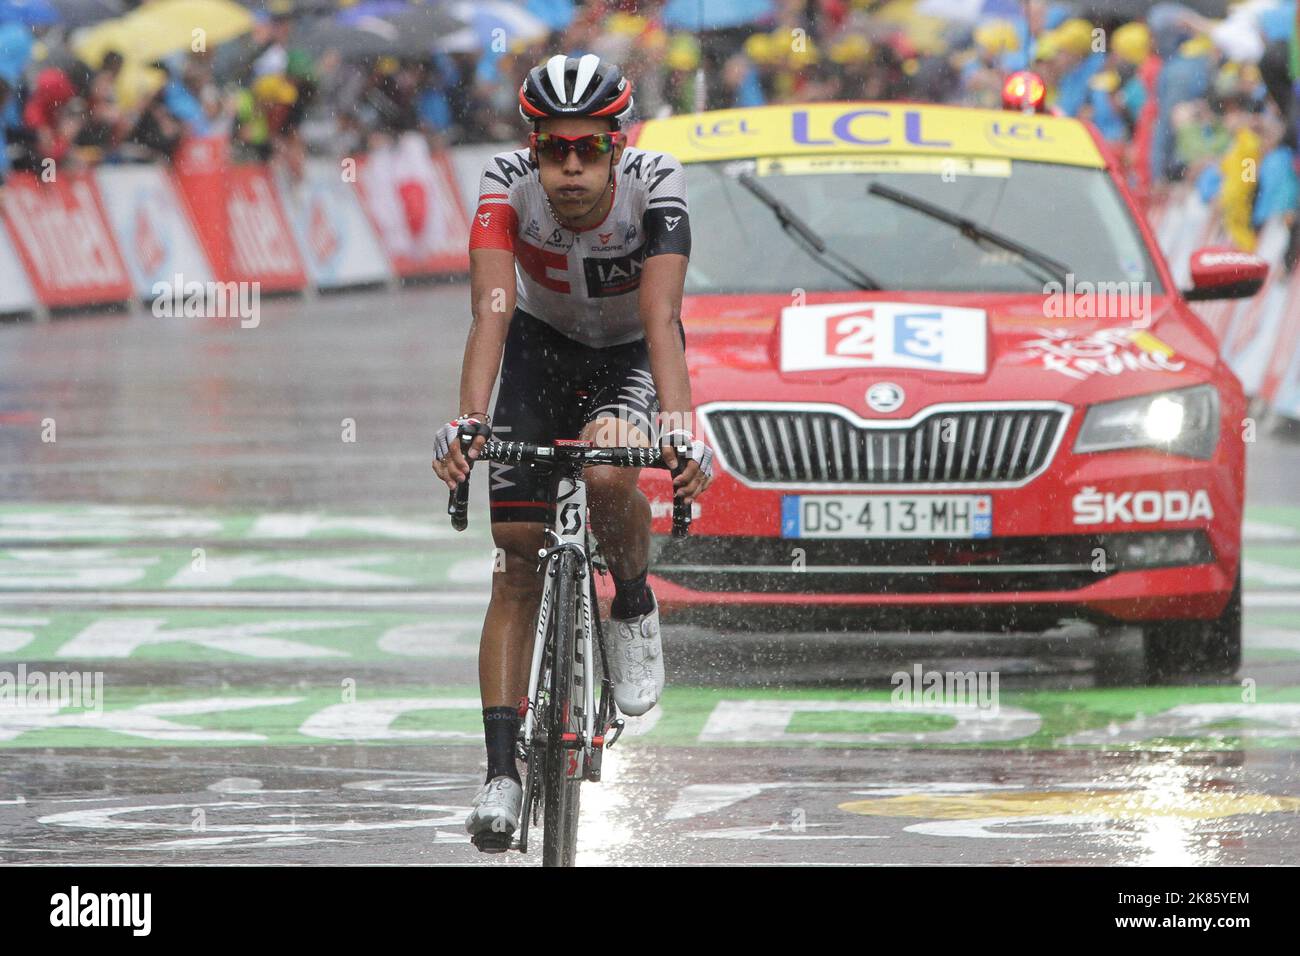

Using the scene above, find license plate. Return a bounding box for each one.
[781,495,992,539]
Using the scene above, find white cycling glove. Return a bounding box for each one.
[435,415,492,462]
[659,428,714,480]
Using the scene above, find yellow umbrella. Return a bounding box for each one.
[76,0,254,69]
[116,60,168,107]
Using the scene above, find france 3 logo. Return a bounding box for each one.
[779,302,989,375]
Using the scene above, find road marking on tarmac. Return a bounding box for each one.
[38,801,470,833]
[1,689,1299,749]
[0,591,489,608]
[0,505,475,542]
[1244,519,1300,541]
[665,781,1011,820]
[1245,559,1300,586]
[699,699,1042,744]
[839,790,1300,840]
[56,619,359,659]
[692,825,887,840]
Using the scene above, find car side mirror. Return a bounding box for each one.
[1182,247,1269,301]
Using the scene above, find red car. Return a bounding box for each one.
[604,99,1268,680]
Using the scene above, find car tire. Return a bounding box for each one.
[1142,570,1242,683]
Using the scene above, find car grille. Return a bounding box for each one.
[700,404,1068,486]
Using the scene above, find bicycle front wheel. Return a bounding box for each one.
[542,550,584,867]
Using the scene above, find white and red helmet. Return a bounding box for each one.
[518,53,635,127]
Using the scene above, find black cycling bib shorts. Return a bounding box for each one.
[487,306,687,525]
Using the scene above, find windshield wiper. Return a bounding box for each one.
[866,182,1071,287]
[735,171,883,292]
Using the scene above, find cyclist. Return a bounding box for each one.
[431,53,715,849]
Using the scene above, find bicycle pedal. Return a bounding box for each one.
[470,831,512,854]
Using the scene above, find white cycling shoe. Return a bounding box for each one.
[607,591,665,716]
[464,775,523,844]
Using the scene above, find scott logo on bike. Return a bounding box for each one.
[560,502,583,535]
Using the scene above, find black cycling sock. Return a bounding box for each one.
[611,567,654,619]
[483,707,521,784]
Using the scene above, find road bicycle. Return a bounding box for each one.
[446,434,693,866]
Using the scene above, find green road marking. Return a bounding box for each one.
[390,707,483,736]
[2,685,1299,751]
[1245,647,1300,663]
[1242,505,1300,537]
[1,608,1294,662]
[1244,547,1300,590]
[2,502,1297,753]
[787,709,957,735]
[0,610,484,661]
[0,547,498,591]
[1241,611,1300,662]
[3,501,1299,544]
[1246,610,1300,628]
[0,504,489,543]
[0,540,1294,592]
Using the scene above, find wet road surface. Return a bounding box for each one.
[1,287,1298,865]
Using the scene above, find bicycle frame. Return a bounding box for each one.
[520,440,602,773]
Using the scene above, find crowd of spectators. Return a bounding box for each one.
[0,0,1296,250]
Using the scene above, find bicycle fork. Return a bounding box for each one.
[519,549,556,754]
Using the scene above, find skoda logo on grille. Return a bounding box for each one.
[866,382,905,413]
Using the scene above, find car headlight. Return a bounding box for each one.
[1074,384,1219,459]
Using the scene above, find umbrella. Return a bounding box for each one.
[439,0,547,50]
[357,3,460,38]
[387,5,460,48]
[76,0,255,67]
[524,0,573,33]
[236,0,335,12]
[0,18,33,82]
[661,0,777,32]
[336,1,411,24]
[915,0,1023,22]
[335,3,473,54]
[1076,0,1229,17]
[298,17,419,57]
[47,0,123,28]
[0,0,59,26]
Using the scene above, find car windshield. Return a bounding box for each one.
[683,156,1165,296]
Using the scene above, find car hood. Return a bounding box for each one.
[679,291,1223,420]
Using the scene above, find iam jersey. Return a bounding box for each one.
[468,145,692,349]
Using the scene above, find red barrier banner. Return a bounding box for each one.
[172,136,307,292]
[1147,183,1300,416]
[0,171,132,308]
[1258,265,1300,407]
[172,137,229,278]
[354,132,470,277]
[227,166,307,290]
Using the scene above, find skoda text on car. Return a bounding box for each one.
[608,99,1267,677]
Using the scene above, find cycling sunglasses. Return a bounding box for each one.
[529,131,622,164]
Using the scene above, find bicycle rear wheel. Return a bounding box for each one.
[542,550,584,867]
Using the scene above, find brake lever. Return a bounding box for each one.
[446,432,478,532]
[669,442,692,537]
